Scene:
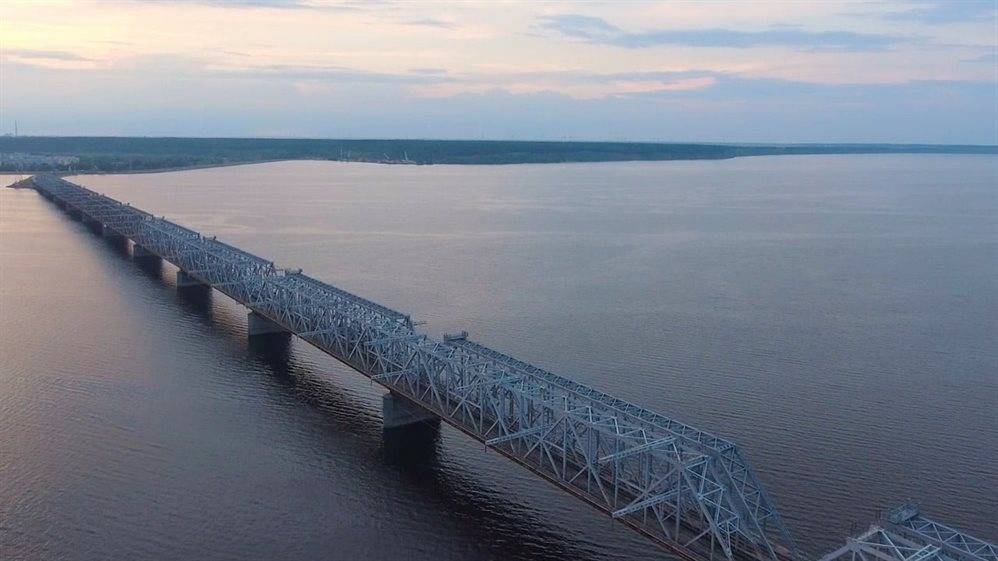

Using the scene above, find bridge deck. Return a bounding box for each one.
[31,174,800,561]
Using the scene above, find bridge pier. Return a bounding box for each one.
[247,311,290,337]
[132,244,158,260]
[102,227,126,244]
[83,218,104,234]
[177,270,208,289]
[383,391,438,430]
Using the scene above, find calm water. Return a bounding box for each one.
[1,156,996,560]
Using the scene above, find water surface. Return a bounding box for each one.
[2,156,996,560]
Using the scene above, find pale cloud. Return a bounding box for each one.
[410,70,720,100]
[537,14,914,51]
[2,48,95,69]
[223,63,453,85]
[4,56,994,143]
[403,18,457,30]
[875,0,997,24]
[963,51,998,64]
[134,0,369,10]
[4,48,92,62]
[408,68,449,75]
[0,0,994,142]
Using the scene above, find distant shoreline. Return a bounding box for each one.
[2,136,995,174]
[68,159,292,176]
[4,158,424,176]
[4,152,996,179]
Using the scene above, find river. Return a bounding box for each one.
[1,155,995,560]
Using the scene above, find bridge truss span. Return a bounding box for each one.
[820,503,996,561]
[30,174,800,561]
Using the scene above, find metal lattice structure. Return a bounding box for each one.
[820,504,996,561]
[32,174,801,561]
[887,504,996,561]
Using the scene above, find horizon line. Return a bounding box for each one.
[2,135,996,148]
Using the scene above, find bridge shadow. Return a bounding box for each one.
[175,284,214,315]
[133,251,164,279]
[382,421,442,468]
[33,190,632,561]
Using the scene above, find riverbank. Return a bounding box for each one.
[2,158,411,179]
[2,136,995,174]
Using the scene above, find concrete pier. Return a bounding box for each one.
[247,311,289,337]
[102,227,126,244]
[83,218,104,234]
[176,270,208,289]
[132,244,158,260]
[383,392,438,429]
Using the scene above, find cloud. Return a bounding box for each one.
[4,49,92,62]
[403,18,457,29]
[4,52,453,89]
[538,14,910,51]
[538,14,617,40]
[132,0,370,10]
[409,69,721,99]
[218,63,454,85]
[142,0,310,7]
[474,69,715,85]
[6,55,995,143]
[409,68,449,75]
[878,0,997,24]
[962,51,998,64]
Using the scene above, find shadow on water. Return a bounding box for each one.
[382,421,442,468]
[175,284,213,312]
[247,332,293,368]
[132,251,164,279]
[35,191,619,561]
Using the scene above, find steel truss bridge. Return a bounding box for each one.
[821,504,996,561]
[27,175,994,561]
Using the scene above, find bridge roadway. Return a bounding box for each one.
[31,174,799,561]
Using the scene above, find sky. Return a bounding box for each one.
[1,0,996,143]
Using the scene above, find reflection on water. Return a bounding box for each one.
[1,156,996,561]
